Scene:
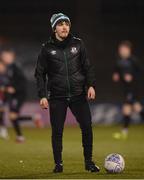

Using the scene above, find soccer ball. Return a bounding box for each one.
[104,153,125,173]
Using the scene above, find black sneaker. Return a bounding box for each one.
[85,161,100,172]
[53,163,63,173]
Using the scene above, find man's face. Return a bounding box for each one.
[1,51,15,65]
[118,45,131,59]
[55,21,70,39]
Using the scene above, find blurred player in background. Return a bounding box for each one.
[0,48,43,143]
[0,60,9,139]
[112,40,143,139]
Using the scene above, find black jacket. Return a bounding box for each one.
[35,34,96,99]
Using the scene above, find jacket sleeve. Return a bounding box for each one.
[113,62,120,74]
[12,66,27,93]
[34,45,48,99]
[80,40,96,89]
[132,57,142,78]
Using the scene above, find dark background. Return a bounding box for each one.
[0,0,144,102]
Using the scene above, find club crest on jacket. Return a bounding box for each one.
[51,50,57,55]
[71,47,77,54]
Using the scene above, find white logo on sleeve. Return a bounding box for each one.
[51,50,57,55]
[71,47,77,54]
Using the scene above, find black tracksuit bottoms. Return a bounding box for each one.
[49,94,93,164]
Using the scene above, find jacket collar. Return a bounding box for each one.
[48,33,73,48]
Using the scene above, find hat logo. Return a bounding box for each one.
[71,47,77,54]
[51,50,56,55]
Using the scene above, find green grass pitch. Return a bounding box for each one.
[0,125,144,179]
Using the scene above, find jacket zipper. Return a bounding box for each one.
[63,51,71,98]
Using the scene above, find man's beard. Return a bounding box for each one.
[60,34,68,40]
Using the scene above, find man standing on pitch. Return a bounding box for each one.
[35,13,100,173]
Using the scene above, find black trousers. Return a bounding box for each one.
[49,95,93,164]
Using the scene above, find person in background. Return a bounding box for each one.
[112,40,143,139]
[0,60,9,139]
[0,48,43,143]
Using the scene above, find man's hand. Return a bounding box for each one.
[124,73,133,82]
[87,86,96,100]
[0,86,6,92]
[40,97,48,109]
[7,86,16,94]
[112,73,120,82]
